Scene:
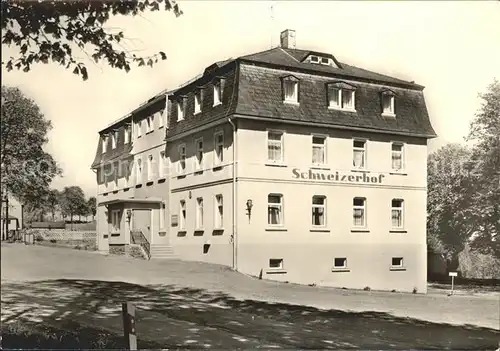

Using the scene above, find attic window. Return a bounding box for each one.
[381,90,396,117]
[281,75,300,104]
[194,88,203,114]
[308,55,332,66]
[111,130,118,149]
[321,57,329,65]
[310,55,319,63]
[102,135,108,153]
[177,98,186,121]
[213,78,225,106]
[327,82,356,111]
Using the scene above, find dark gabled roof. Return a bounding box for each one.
[234,63,437,138]
[240,47,423,90]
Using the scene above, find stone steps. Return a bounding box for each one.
[150,244,176,259]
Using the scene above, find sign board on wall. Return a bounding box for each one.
[292,168,386,184]
[171,215,178,227]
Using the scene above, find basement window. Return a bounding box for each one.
[269,258,283,270]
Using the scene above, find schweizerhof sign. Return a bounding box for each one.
[292,168,386,184]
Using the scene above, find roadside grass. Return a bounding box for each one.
[1,319,163,349]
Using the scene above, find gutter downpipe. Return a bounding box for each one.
[228,117,237,271]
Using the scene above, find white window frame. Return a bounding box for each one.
[267,130,284,164]
[269,258,284,270]
[136,158,143,184]
[124,162,132,188]
[391,257,404,268]
[353,197,366,228]
[310,55,319,63]
[111,210,121,233]
[328,86,356,111]
[214,194,223,229]
[382,93,396,116]
[391,142,405,172]
[352,139,367,170]
[312,135,327,165]
[137,120,142,138]
[158,110,164,128]
[158,150,166,179]
[179,200,186,230]
[214,130,224,166]
[178,144,186,174]
[333,257,347,269]
[213,80,222,106]
[147,154,153,181]
[312,195,326,227]
[267,193,284,226]
[111,131,117,149]
[113,169,118,190]
[196,197,204,229]
[391,199,404,229]
[194,89,202,114]
[195,137,204,170]
[283,79,299,104]
[102,135,108,153]
[177,100,184,121]
[124,126,130,144]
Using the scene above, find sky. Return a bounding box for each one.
[2,1,500,198]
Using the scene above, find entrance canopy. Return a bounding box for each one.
[100,197,163,206]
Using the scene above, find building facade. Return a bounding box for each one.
[92,29,436,292]
[1,195,23,240]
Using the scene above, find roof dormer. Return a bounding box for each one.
[305,54,340,68]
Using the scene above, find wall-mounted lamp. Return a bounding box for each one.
[246,199,253,221]
[188,190,192,199]
[126,209,132,222]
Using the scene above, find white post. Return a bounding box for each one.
[449,272,457,295]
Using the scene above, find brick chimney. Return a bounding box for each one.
[280,29,296,49]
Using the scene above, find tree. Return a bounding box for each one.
[59,186,86,229]
[1,86,61,216]
[88,196,96,221]
[1,0,182,80]
[427,143,476,268]
[465,79,500,257]
[46,188,60,221]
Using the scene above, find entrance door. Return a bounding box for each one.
[131,209,152,244]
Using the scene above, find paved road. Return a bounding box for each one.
[1,244,499,349]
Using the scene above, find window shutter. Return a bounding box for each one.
[220,78,226,102]
[393,95,397,115]
[297,80,301,103]
[380,92,385,113]
[281,78,285,101]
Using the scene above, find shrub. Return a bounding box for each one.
[363,286,371,291]
[49,239,57,244]
[458,244,500,279]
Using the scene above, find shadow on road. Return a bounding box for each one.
[2,279,499,349]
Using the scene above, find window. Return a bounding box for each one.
[158,110,165,128]
[102,135,108,153]
[124,162,132,187]
[391,257,404,268]
[194,89,202,114]
[382,92,396,116]
[269,259,283,269]
[268,194,283,226]
[327,83,356,110]
[214,131,224,165]
[136,158,142,184]
[391,199,404,229]
[113,170,118,190]
[124,126,131,144]
[215,195,223,228]
[137,120,142,138]
[111,210,121,233]
[111,131,117,149]
[213,79,222,106]
[312,136,326,165]
[312,196,326,227]
[195,138,204,170]
[178,144,186,173]
[310,55,319,63]
[391,143,404,171]
[145,115,154,133]
[160,202,166,229]
[321,57,329,65]
[196,197,204,229]
[353,197,366,228]
[267,131,284,163]
[177,100,185,121]
[147,154,153,181]
[159,151,166,178]
[353,140,366,169]
[179,200,186,230]
[282,77,299,103]
[333,257,347,269]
